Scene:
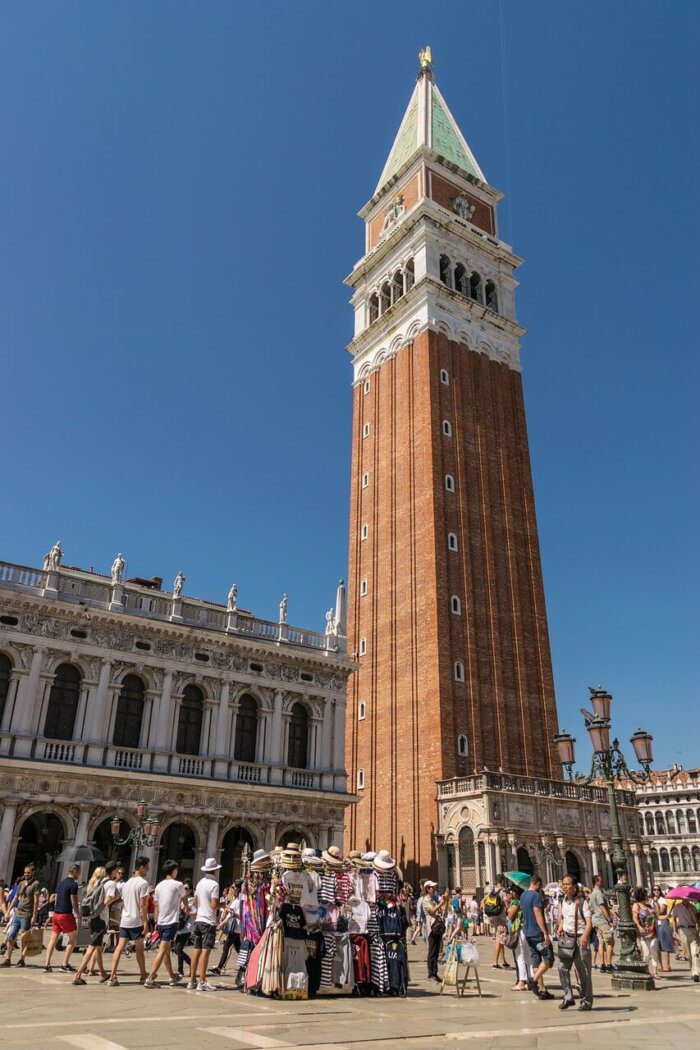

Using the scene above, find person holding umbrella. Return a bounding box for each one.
[668,886,700,982]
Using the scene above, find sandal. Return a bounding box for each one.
[72,978,87,986]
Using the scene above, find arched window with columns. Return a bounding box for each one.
[681,846,691,871]
[43,664,81,741]
[287,702,309,769]
[666,811,676,835]
[113,674,145,749]
[234,694,258,763]
[693,846,700,872]
[439,254,452,287]
[645,813,654,835]
[176,684,204,756]
[660,847,670,872]
[0,653,12,727]
[687,809,698,834]
[655,812,666,835]
[650,848,659,872]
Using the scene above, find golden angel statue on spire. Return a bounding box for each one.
[418,46,433,70]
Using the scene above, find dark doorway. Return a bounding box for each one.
[159,822,196,882]
[91,818,133,875]
[565,850,582,884]
[517,847,534,876]
[13,813,64,885]
[220,826,255,887]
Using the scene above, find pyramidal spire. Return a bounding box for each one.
[375,47,486,195]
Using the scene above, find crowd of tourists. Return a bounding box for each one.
[413,871,700,1009]
[1,858,699,1010]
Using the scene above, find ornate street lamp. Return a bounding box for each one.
[111,799,160,850]
[553,687,654,992]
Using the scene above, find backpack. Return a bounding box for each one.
[483,891,503,918]
[81,878,107,919]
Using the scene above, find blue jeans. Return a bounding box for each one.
[6,915,31,943]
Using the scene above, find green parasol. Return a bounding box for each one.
[504,871,531,889]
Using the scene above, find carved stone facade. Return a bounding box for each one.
[437,772,645,894]
[0,555,355,884]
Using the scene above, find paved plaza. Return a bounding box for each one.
[0,941,698,1050]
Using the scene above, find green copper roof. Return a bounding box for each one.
[382,91,418,186]
[375,74,485,195]
[431,91,480,179]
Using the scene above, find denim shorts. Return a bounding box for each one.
[156,922,179,942]
[526,934,554,969]
[6,915,31,943]
[119,925,144,942]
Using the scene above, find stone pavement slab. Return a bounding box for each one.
[0,939,698,1050]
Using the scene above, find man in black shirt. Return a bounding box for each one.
[44,864,80,972]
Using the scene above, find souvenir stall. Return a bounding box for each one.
[238,845,409,999]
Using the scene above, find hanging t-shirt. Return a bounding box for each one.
[281,903,306,939]
[351,870,377,904]
[281,870,304,902]
[347,899,371,933]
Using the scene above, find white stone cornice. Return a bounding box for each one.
[347,276,523,380]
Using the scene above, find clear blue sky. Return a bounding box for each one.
[1,2,697,771]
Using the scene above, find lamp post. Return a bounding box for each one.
[553,687,655,992]
[111,799,160,851]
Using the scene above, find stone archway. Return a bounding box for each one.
[220,826,255,888]
[159,822,197,883]
[517,846,534,876]
[13,812,65,885]
[91,818,133,875]
[565,849,582,884]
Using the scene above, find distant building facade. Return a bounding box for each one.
[635,766,700,884]
[0,549,354,886]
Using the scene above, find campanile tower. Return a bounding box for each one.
[345,51,560,879]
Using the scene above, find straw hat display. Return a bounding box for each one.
[302,848,324,870]
[280,842,303,870]
[250,848,272,871]
[321,845,345,870]
[373,849,396,871]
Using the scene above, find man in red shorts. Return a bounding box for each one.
[44,863,80,972]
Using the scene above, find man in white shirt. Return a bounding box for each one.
[108,856,150,985]
[144,860,186,988]
[556,875,593,1011]
[188,857,221,992]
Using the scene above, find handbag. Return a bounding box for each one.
[430,916,445,938]
[557,898,582,962]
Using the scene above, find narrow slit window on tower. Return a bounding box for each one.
[485,280,499,313]
[457,733,468,757]
[358,700,366,721]
[439,254,452,287]
[363,379,370,395]
[451,595,461,614]
[363,422,370,438]
[404,258,415,290]
[454,661,465,682]
[445,474,455,492]
[442,420,452,437]
[357,768,365,790]
[360,578,368,596]
[469,271,483,304]
[440,369,450,385]
[359,638,367,656]
[362,472,369,489]
[368,293,379,324]
[448,532,458,551]
[361,523,368,540]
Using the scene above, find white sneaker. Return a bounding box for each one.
[196,981,215,992]
[186,980,197,990]
[143,978,157,988]
[169,974,182,985]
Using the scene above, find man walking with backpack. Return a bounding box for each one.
[484,874,509,969]
[144,860,187,987]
